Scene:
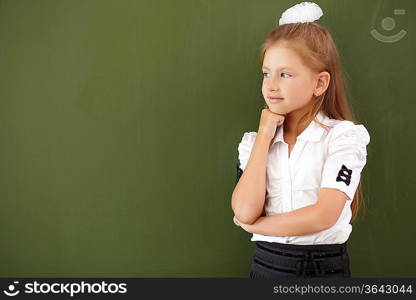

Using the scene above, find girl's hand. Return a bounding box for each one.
[233,215,241,226]
[233,216,252,233]
[257,108,286,141]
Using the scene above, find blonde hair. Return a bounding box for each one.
[259,22,365,224]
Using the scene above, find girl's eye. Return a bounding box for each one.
[262,72,291,78]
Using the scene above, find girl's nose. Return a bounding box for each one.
[267,76,280,91]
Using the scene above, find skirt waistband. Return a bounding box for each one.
[255,241,347,256]
[252,241,350,277]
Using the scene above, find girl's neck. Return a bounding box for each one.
[283,101,315,136]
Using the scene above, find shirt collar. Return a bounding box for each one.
[272,111,329,145]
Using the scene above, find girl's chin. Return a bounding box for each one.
[268,107,287,115]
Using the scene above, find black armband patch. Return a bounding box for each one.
[236,163,243,184]
[336,164,352,186]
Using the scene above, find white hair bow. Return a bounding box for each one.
[278,2,323,26]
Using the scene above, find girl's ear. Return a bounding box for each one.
[314,71,330,96]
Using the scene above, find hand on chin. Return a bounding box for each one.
[268,106,288,116]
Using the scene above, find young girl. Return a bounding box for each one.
[231,2,370,278]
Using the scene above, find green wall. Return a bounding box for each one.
[0,0,414,277]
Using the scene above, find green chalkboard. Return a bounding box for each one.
[0,0,414,277]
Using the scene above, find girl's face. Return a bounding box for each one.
[261,44,319,116]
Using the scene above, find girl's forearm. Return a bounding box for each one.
[239,204,328,236]
[231,134,271,225]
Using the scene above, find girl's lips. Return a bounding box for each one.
[268,97,284,103]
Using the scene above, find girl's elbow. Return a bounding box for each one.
[231,193,263,225]
[237,215,257,225]
[233,208,258,225]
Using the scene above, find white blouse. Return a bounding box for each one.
[237,111,370,245]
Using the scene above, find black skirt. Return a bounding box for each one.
[249,241,351,278]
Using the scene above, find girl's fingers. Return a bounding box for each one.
[233,216,241,226]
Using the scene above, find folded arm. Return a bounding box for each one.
[235,188,348,236]
[231,134,271,224]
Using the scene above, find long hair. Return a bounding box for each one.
[259,22,364,224]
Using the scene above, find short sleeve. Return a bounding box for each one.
[320,122,370,200]
[237,132,257,171]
